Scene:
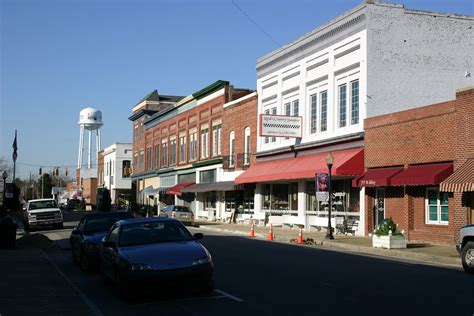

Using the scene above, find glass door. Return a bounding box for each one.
[375,188,385,227]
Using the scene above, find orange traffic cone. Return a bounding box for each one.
[171,212,176,218]
[267,224,274,241]
[249,223,255,237]
[297,227,303,244]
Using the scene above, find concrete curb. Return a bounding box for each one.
[198,225,462,269]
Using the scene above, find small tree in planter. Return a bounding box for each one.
[372,217,407,249]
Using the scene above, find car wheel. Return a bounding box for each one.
[80,250,90,272]
[462,241,474,274]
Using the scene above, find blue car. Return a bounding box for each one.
[70,212,134,271]
[99,217,213,296]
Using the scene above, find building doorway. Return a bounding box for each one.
[375,188,385,227]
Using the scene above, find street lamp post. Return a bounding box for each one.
[325,153,334,240]
[2,171,7,203]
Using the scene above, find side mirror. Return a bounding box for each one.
[71,228,82,235]
[102,241,116,249]
[193,233,204,240]
[22,206,27,211]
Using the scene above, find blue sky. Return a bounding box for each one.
[1,0,473,179]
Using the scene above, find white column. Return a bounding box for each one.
[96,130,100,170]
[88,129,92,169]
[358,187,366,236]
[77,125,84,169]
[297,180,307,230]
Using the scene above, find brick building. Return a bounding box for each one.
[130,81,254,219]
[357,87,474,244]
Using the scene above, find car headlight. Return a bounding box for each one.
[130,264,152,271]
[28,214,36,220]
[192,257,211,266]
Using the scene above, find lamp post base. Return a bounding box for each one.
[325,233,334,240]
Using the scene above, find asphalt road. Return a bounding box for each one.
[34,211,474,316]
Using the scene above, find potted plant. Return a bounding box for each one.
[372,217,407,249]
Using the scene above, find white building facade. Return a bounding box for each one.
[236,1,473,235]
[100,143,133,204]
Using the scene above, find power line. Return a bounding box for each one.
[231,0,281,48]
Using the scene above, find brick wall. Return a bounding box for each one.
[365,101,456,168]
[362,90,474,244]
[222,94,258,170]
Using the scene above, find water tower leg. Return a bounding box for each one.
[78,125,84,169]
[88,129,92,169]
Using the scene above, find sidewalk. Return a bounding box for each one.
[0,225,95,316]
[197,222,462,269]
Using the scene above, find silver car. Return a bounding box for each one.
[159,205,194,225]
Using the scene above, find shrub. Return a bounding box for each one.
[374,217,403,237]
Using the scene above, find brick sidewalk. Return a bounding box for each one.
[197,222,462,269]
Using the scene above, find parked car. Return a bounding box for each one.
[23,198,63,230]
[457,224,474,273]
[159,205,194,225]
[70,212,134,271]
[99,217,213,296]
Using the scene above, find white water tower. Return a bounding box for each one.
[77,107,103,169]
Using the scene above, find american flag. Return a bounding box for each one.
[12,130,17,162]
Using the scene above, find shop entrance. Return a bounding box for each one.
[375,188,385,227]
[470,192,474,225]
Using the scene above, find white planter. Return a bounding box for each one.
[372,234,407,249]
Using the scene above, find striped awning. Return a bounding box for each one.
[440,159,474,192]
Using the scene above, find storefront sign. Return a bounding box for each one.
[315,173,329,201]
[260,114,302,138]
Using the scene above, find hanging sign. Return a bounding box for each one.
[260,114,303,138]
[315,173,329,201]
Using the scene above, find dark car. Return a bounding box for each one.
[62,199,82,211]
[70,212,134,271]
[99,217,213,297]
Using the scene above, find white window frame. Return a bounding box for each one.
[336,74,360,129]
[212,124,222,157]
[244,127,250,165]
[229,131,235,167]
[169,138,177,166]
[425,187,449,225]
[179,135,187,163]
[201,128,209,159]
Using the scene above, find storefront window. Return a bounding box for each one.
[200,169,216,184]
[261,183,297,214]
[244,188,254,212]
[204,191,216,210]
[225,191,236,212]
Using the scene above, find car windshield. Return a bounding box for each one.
[84,215,131,234]
[119,221,193,247]
[29,200,58,210]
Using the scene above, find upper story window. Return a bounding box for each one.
[139,151,144,170]
[212,124,222,157]
[310,90,328,134]
[189,130,198,161]
[426,187,449,225]
[179,135,187,163]
[154,145,159,169]
[351,80,359,125]
[229,131,235,167]
[146,147,152,170]
[133,153,137,171]
[284,99,299,117]
[338,84,347,128]
[201,127,209,159]
[161,142,168,167]
[140,123,144,140]
[338,79,359,128]
[134,126,139,143]
[169,138,177,166]
[122,160,131,178]
[244,127,250,165]
[271,107,277,143]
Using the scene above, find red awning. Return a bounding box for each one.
[354,167,404,187]
[235,148,363,184]
[390,163,453,186]
[166,182,195,196]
